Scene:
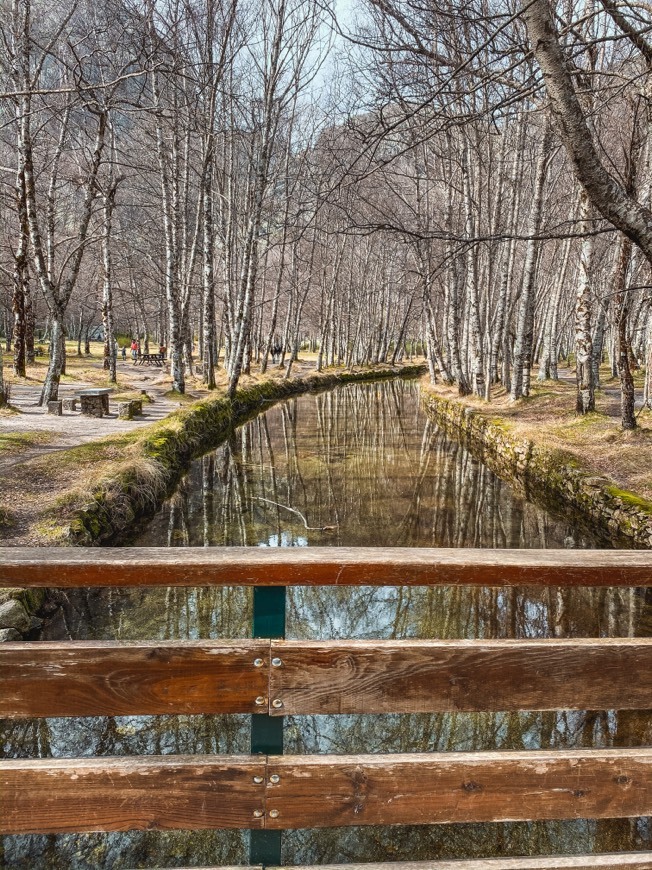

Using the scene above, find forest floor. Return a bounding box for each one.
[425,366,652,505]
[0,343,385,545]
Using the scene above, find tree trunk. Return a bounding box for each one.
[0,334,5,406]
[575,190,596,414]
[101,177,117,383]
[525,0,652,266]
[462,141,485,396]
[591,296,609,390]
[613,235,637,429]
[12,272,26,378]
[41,313,65,404]
[12,165,29,377]
[511,125,552,401]
[202,165,217,389]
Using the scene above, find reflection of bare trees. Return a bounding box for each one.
[147,379,602,551]
[142,379,649,648]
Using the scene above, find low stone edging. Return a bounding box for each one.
[421,385,652,549]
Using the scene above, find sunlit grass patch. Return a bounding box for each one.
[0,430,58,453]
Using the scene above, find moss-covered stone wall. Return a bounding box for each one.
[421,385,652,549]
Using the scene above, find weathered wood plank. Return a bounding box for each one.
[264,750,652,828]
[2,547,652,588]
[269,639,652,714]
[274,857,652,869]
[0,640,271,718]
[0,756,267,834]
[4,751,652,835]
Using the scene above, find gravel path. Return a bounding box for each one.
[0,359,182,470]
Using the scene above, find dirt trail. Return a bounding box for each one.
[557,368,644,420]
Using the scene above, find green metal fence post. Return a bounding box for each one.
[250,586,286,866]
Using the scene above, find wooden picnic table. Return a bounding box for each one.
[134,353,165,367]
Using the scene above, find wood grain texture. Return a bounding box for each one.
[2,547,652,587]
[264,750,652,828]
[275,857,652,869]
[5,751,652,835]
[1,755,267,834]
[269,638,652,714]
[0,640,271,718]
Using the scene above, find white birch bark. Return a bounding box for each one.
[462,139,485,396]
[511,125,553,401]
[574,190,596,413]
[525,0,652,265]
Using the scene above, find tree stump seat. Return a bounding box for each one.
[46,400,62,416]
[62,398,78,412]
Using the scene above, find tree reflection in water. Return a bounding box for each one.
[2,381,651,868]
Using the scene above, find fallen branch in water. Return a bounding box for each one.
[253,496,338,531]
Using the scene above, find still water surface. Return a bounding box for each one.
[2,380,651,868]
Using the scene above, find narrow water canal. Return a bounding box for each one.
[2,379,651,868]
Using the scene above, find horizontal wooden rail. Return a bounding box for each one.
[3,638,652,719]
[1,755,268,834]
[267,638,652,715]
[141,860,652,870]
[2,546,652,587]
[276,857,652,869]
[3,749,652,834]
[263,749,652,828]
[0,640,270,718]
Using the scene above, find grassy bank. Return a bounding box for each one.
[28,364,426,547]
[421,378,652,548]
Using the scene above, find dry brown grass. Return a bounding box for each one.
[0,430,140,543]
[426,372,652,501]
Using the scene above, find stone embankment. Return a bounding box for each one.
[421,384,652,549]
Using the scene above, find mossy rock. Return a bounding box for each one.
[605,486,652,516]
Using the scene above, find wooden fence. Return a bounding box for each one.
[1,546,652,870]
